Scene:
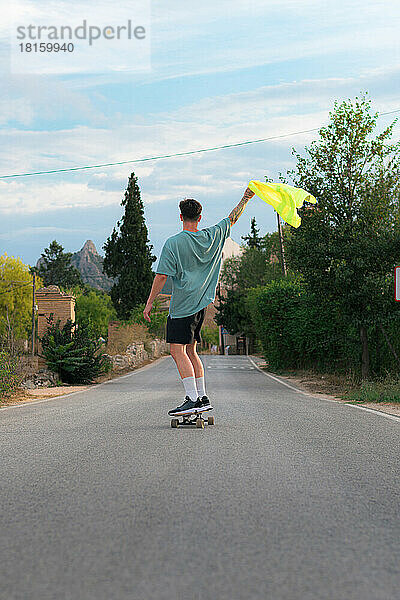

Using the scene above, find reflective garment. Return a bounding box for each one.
[248,180,316,228]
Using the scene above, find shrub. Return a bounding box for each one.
[246,279,360,372]
[129,299,167,339]
[344,378,400,404]
[106,321,150,355]
[0,351,21,399]
[40,317,111,384]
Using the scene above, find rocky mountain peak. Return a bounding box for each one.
[70,240,113,291]
[80,240,99,256]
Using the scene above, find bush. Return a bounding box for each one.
[40,318,111,384]
[129,299,167,339]
[0,351,21,399]
[75,289,117,338]
[246,279,360,372]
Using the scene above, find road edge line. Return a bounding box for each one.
[247,356,400,423]
[247,356,334,399]
[0,355,169,412]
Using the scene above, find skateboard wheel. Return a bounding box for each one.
[207,416,215,425]
[196,418,204,429]
[171,418,179,428]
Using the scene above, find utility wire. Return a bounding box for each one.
[1,108,399,180]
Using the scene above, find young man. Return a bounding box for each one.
[143,186,255,416]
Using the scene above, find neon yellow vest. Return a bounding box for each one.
[248,181,316,228]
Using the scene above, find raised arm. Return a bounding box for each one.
[228,187,255,226]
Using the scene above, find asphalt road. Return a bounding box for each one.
[1,355,399,600]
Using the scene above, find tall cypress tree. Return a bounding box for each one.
[103,173,156,319]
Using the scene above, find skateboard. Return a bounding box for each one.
[170,407,214,429]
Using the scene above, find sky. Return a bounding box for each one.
[1,0,400,266]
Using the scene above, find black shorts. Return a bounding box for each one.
[166,308,206,345]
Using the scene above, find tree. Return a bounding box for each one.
[36,240,83,288]
[103,173,156,319]
[216,231,283,338]
[241,217,262,249]
[285,95,400,378]
[215,287,254,338]
[75,289,117,338]
[220,232,282,291]
[0,254,42,352]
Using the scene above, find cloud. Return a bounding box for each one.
[0,225,93,240]
[0,179,121,213]
[146,0,400,82]
[0,69,399,220]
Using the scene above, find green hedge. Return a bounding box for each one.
[246,279,400,376]
[246,279,356,372]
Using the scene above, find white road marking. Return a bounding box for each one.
[247,356,400,423]
[207,365,254,370]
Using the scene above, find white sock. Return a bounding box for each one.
[196,376,206,398]
[181,376,198,402]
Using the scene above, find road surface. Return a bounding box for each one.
[1,355,399,599]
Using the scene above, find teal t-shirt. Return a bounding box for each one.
[156,217,231,318]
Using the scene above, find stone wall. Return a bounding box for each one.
[19,338,168,388]
[105,339,168,371]
[19,356,60,389]
[107,320,149,355]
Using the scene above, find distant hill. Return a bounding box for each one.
[70,240,114,291]
[36,240,114,292]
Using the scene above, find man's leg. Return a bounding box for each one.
[169,343,198,401]
[186,340,204,377]
[186,341,207,399]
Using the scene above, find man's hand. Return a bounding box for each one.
[143,274,168,321]
[143,302,152,322]
[243,186,255,201]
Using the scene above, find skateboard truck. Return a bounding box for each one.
[171,410,214,429]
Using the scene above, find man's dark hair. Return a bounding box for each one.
[179,198,202,221]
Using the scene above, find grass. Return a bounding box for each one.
[259,362,400,404]
[260,365,360,397]
[344,378,400,404]
[106,322,151,355]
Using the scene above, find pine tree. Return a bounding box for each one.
[241,217,262,249]
[103,173,156,319]
[36,240,83,288]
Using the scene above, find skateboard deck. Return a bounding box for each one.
[170,407,214,429]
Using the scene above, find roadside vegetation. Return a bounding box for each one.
[0,254,40,403]
[344,377,400,404]
[0,351,21,398]
[40,317,111,384]
[217,94,400,403]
